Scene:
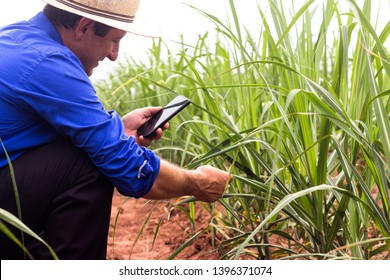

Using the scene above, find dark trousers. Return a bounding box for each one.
[0,138,114,259]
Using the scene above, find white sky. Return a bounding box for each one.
[0,0,253,79]
[1,0,389,80]
[0,0,257,36]
[0,0,250,49]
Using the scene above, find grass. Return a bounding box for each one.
[1,0,389,260]
[96,0,390,259]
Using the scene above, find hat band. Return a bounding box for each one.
[56,0,135,23]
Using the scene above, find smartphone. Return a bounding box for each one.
[137,95,191,138]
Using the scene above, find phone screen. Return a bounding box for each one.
[137,95,191,137]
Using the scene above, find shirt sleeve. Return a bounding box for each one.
[14,50,160,198]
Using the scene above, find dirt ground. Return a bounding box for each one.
[106,189,220,260]
[107,188,390,260]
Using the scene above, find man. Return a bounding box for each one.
[0,0,230,259]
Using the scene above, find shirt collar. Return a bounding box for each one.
[29,12,64,45]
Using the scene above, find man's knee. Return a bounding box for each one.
[0,138,114,259]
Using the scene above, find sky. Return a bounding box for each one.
[0,0,254,49]
[1,0,389,80]
[0,0,259,36]
[0,0,257,79]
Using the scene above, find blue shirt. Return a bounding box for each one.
[0,12,160,198]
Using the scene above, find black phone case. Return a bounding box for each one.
[137,95,191,138]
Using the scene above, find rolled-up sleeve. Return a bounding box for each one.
[89,111,161,198]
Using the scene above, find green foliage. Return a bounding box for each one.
[97,0,390,259]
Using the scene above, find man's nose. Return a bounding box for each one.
[108,45,119,61]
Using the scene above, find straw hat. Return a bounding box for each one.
[42,0,159,36]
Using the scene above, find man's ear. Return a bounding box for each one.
[74,18,95,40]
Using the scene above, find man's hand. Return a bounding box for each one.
[122,107,168,147]
[189,165,232,203]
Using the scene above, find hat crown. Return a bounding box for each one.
[43,0,159,36]
[46,0,141,22]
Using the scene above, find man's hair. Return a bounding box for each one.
[43,4,112,37]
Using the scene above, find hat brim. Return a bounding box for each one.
[41,0,161,37]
